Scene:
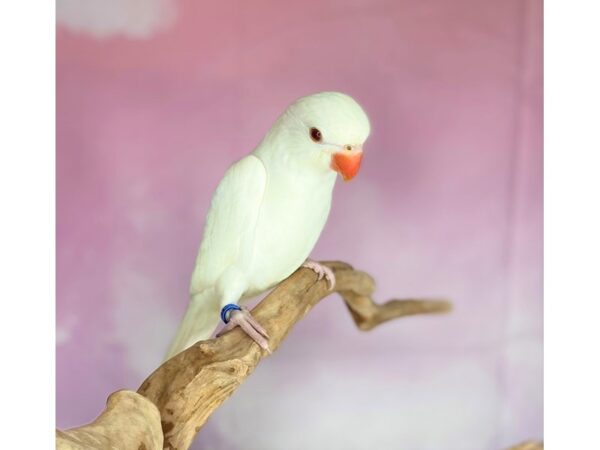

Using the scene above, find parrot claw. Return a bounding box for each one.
[302,260,336,290]
[217,307,271,353]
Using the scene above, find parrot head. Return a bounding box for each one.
[260,92,371,181]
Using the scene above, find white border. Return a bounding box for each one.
[0,2,55,448]
[545,0,600,448]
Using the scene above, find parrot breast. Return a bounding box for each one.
[243,167,336,297]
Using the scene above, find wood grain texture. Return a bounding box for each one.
[57,261,454,450]
[57,261,541,450]
[56,390,163,450]
[137,261,451,449]
[507,441,543,450]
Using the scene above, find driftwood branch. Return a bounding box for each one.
[507,442,543,450]
[58,261,452,449]
[138,261,450,449]
[56,390,163,449]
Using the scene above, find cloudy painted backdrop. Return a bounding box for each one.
[57,1,542,448]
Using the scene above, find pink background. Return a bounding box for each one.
[56,1,542,448]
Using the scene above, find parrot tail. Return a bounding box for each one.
[164,289,221,361]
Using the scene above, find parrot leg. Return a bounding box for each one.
[216,306,271,353]
[302,260,336,290]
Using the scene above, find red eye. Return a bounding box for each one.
[310,127,322,142]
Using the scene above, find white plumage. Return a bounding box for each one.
[166,92,370,359]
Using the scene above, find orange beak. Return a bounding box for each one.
[330,148,363,181]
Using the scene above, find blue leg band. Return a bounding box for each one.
[221,304,242,324]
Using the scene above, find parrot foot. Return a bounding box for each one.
[302,260,335,290]
[217,307,271,353]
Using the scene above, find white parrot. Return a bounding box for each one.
[165,91,370,359]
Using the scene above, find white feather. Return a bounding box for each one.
[166,92,370,359]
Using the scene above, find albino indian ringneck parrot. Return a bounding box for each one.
[165,91,370,359]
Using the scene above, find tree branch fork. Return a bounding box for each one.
[57,261,451,450]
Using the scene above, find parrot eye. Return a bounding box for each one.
[310,127,322,143]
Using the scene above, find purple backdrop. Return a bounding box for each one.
[56,1,542,448]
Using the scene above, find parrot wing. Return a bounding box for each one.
[166,155,267,359]
[189,154,267,294]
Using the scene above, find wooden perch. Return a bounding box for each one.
[56,390,163,449]
[507,441,543,450]
[139,261,450,449]
[57,261,451,450]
